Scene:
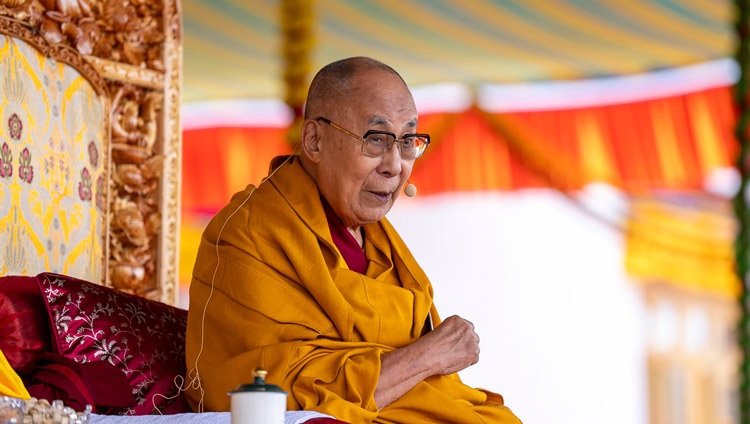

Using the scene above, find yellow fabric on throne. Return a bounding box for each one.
[0,34,105,281]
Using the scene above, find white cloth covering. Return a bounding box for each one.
[90,411,335,424]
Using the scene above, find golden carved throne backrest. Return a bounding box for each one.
[0,0,181,305]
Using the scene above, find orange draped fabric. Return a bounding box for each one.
[182,86,737,214]
[182,127,293,214]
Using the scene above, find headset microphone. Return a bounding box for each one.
[404,180,417,197]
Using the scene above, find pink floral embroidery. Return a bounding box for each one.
[78,168,92,201]
[88,141,98,167]
[18,147,33,183]
[0,143,12,179]
[8,113,23,141]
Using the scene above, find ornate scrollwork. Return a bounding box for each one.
[109,83,165,299]
[0,0,165,70]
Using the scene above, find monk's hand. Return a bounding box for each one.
[375,315,480,408]
[422,315,480,375]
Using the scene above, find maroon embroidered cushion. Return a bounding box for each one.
[36,272,191,415]
[0,275,52,369]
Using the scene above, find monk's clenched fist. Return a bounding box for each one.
[421,315,480,376]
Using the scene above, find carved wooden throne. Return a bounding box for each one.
[0,0,181,304]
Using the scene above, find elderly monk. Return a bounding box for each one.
[185,57,521,423]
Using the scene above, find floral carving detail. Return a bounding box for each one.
[8,113,23,141]
[88,141,98,167]
[0,143,12,179]
[96,175,106,211]
[18,147,33,183]
[79,167,92,201]
[4,0,166,71]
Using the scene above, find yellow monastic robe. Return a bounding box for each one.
[185,156,521,423]
[0,349,30,399]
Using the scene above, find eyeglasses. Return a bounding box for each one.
[316,117,430,160]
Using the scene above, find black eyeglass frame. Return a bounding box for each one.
[315,117,430,159]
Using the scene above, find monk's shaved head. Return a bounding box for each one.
[303,57,408,119]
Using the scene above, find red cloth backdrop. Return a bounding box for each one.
[182,86,736,215]
[179,86,737,288]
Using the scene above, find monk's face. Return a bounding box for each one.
[316,69,418,229]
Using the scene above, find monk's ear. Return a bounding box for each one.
[301,119,322,163]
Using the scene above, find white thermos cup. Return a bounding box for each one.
[229,368,287,424]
